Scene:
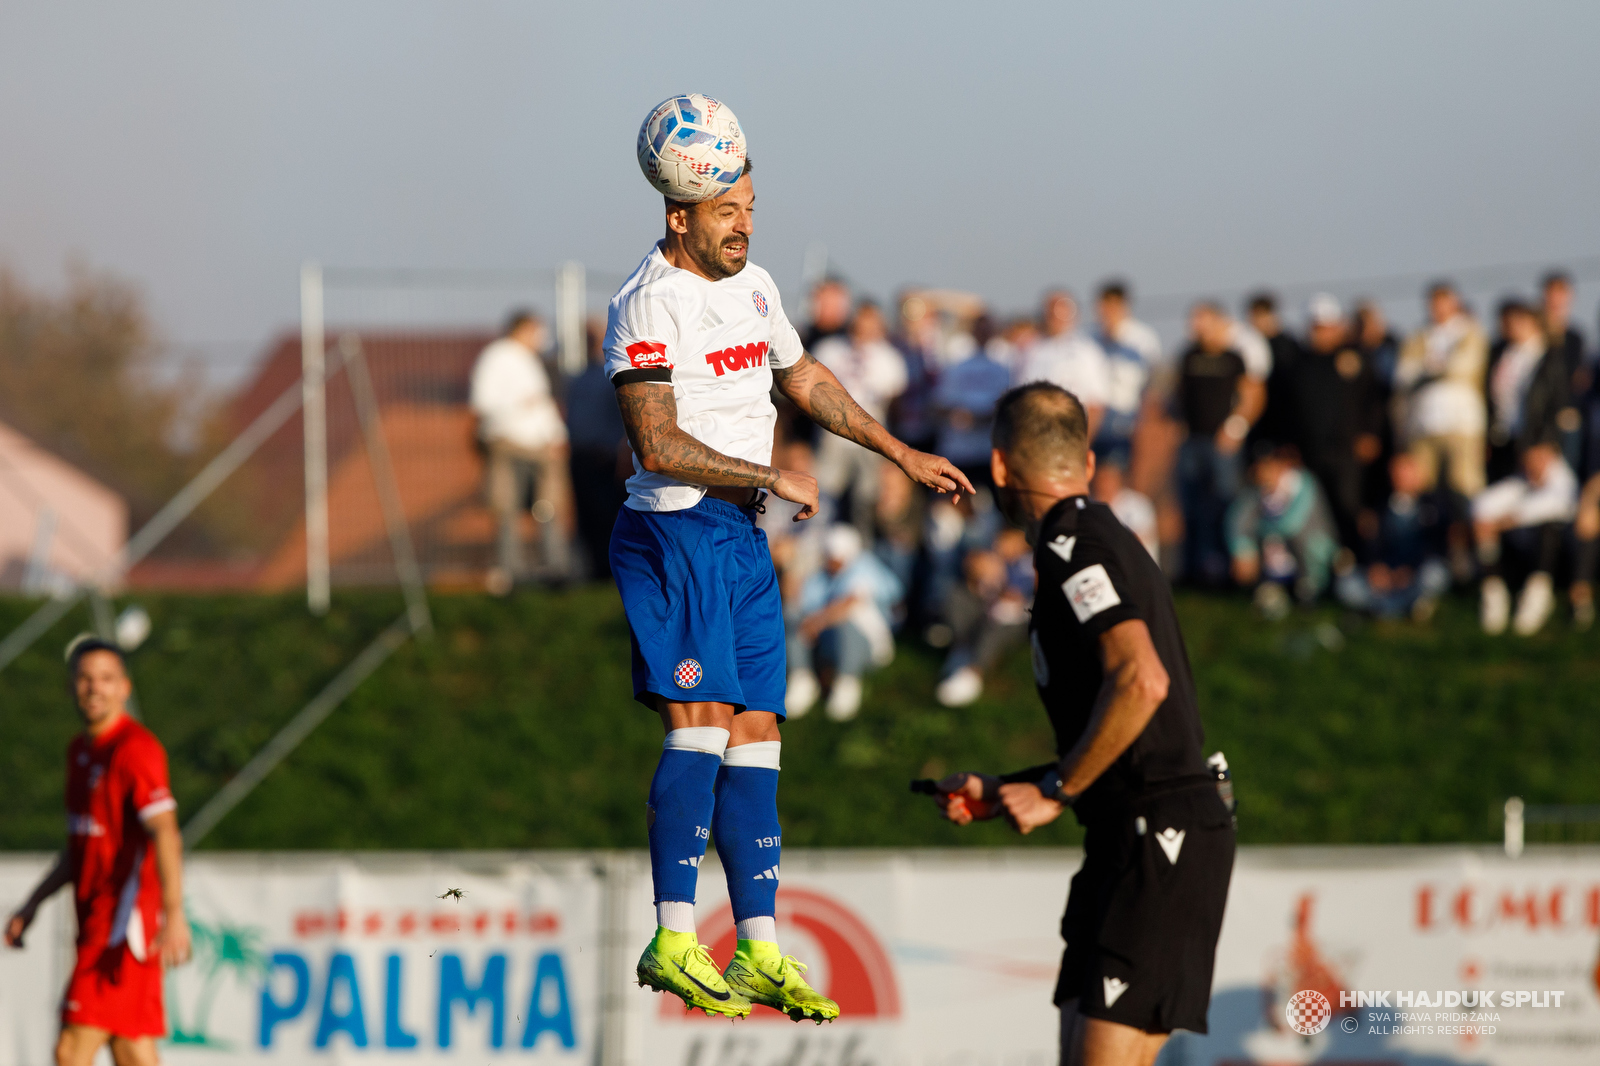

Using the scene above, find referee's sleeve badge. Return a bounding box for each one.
[1062,564,1122,623]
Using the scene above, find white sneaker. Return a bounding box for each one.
[1480,576,1510,635]
[935,666,983,707]
[1512,572,1554,636]
[784,670,819,719]
[826,674,862,721]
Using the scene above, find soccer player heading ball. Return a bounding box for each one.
[6,636,191,1066]
[613,95,974,1020]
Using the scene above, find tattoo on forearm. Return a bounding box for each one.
[615,382,778,488]
[774,352,893,453]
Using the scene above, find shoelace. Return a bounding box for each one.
[686,942,723,977]
[773,954,808,982]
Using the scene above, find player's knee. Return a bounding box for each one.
[109,1037,160,1066]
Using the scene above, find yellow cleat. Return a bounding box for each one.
[721,939,839,1024]
[636,928,752,1019]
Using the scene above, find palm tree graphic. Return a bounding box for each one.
[168,910,269,1047]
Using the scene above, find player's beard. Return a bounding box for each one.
[686,228,747,280]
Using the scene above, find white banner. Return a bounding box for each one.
[3,848,1598,1065]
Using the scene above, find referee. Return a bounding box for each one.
[926,382,1234,1066]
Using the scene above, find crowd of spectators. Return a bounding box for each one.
[472,266,1600,714]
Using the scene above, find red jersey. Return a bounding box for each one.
[65,715,175,960]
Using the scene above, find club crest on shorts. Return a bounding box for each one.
[674,658,703,688]
[752,290,769,317]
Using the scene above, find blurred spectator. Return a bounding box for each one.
[1571,472,1600,630]
[993,316,1040,378]
[814,302,909,536]
[935,527,1034,707]
[1092,457,1159,559]
[1091,279,1164,465]
[1485,298,1568,485]
[785,525,904,721]
[1015,290,1110,437]
[1226,446,1340,615]
[1175,301,1268,585]
[565,318,630,580]
[1337,452,1452,620]
[470,309,572,592]
[1540,270,1588,469]
[801,276,852,351]
[1245,291,1304,452]
[1353,299,1402,513]
[934,312,1011,489]
[1393,282,1488,496]
[1290,294,1381,554]
[890,293,944,452]
[1473,442,1577,635]
[873,463,924,595]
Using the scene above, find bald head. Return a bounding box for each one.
[992,382,1090,477]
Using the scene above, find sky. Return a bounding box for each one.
[2,1,1599,385]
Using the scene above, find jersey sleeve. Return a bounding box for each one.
[605,283,681,387]
[124,734,176,824]
[1035,518,1144,639]
[764,282,804,370]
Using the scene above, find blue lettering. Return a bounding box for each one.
[521,952,576,1050]
[437,953,506,1049]
[314,952,369,1048]
[384,953,419,1049]
[258,953,310,1048]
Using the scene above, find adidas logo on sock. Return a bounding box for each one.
[752,866,779,880]
[678,856,702,868]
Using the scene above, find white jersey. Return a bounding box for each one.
[605,242,804,512]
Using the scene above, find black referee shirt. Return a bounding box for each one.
[1028,495,1208,817]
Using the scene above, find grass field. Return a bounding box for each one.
[2,586,1596,852]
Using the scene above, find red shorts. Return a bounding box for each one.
[62,942,165,1039]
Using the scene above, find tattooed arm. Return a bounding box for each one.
[772,352,976,500]
[615,380,820,518]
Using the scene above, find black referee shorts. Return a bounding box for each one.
[1056,779,1235,1034]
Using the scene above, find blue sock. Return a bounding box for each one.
[649,728,729,912]
[712,742,782,929]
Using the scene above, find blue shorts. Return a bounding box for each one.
[609,496,787,717]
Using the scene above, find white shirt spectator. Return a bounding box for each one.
[1015,331,1111,407]
[1472,455,1578,529]
[1402,315,1487,438]
[1227,320,1273,378]
[1108,487,1160,560]
[814,335,908,421]
[470,337,567,450]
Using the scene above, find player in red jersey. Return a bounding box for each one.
[5,637,191,1066]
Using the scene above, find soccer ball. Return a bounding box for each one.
[636,94,747,203]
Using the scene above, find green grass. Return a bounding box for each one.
[1,587,1595,852]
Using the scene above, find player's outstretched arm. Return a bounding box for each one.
[999,620,1169,834]
[143,809,192,967]
[4,849,70,948]
[616,380,819,518]
[772,353,975,501]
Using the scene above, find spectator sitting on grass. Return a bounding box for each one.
[1473,441,1578,636]
[1091,455,1158,560]
[1336,452,1454,621]
[1226,445,1340,617]
[935,527,1035,707]
[1569,471,1600,631]
[785,525,904,722]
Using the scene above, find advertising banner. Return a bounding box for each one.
[3,848,1598,1065]
[1,854,605,1065]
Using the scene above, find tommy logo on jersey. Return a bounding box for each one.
[751,290,769,317]
[705,341,767,377]
[674,658,703,688]
[626,340,671,369]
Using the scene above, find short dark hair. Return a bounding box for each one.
[66,635,124,674]
[992,382,1089,474]
[503,308,540,336]
[1542,269,1572,291]
[1499,297,1537,319]
[1246,290,1278,316]
[1426,279,1456,300]
[1098,279,1130,303]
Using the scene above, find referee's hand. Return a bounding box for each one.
[932,772,1001,825]
[999,783,1065,835]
